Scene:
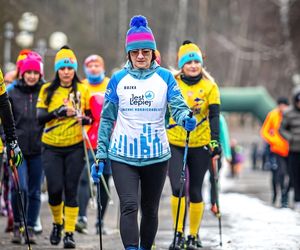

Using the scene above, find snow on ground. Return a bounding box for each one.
[214,193,300,250]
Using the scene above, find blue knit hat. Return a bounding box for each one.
[54,46,78,72]
[125,15,156,53]
[177,42,203,69]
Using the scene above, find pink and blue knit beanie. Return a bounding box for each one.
[125,15,156,53]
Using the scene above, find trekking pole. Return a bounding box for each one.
[70,92,112,202]
[211,156,222,246]
[82,131,97,208]
[172,111,193,250]
[96,164,103,250]
[70,92,96,208]
[82,128,112,202]
[8,153,32,250]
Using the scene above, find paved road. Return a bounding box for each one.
[0,164,299,250]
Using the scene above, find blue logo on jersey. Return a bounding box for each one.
[130,94,153,107]
[145,91,155,100]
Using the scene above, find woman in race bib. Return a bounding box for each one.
[36,46,92,249]
[91,15,196,250]
[167,41,221,249]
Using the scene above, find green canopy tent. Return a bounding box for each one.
[220,86,276,123]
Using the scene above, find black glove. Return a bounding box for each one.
[208,140,222,157]
[53,105,68,118]
[81,116,93,125]
[6,140,23,168]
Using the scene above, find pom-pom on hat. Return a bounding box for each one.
[20,57,44,76]
[125,15,156,53]
[16,49,32,70]
[177,41,203,69]
[54,46,78,72]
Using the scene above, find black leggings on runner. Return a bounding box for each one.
[168,145,210,203]
[289,152,300,202]
[42,143,85,207]
[111,160,168,249]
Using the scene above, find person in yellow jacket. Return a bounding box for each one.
[260,97,290,207]
[167,41,221,250]
[36,46,92,249]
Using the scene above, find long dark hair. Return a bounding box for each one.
[44,71,81,105]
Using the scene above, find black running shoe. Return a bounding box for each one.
[169,232,186,250]
[50,223,63,245]
[63,232,76,249]
[186,234,203,249]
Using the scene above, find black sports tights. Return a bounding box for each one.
[111,160,168,250]
[42,143,84,207]
[168,145,209,203]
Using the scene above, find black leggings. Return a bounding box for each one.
[168,145,209,203]
[111,160,168,250]
[42,143,84,207]
[271,154,289,202]
[289,152,300,202]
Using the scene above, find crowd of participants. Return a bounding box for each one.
[0,14,299,250]
[0,47,111,248]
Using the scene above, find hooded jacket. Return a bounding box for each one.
[279,86,300,152]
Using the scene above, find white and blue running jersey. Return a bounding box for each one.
[105,68,181,159]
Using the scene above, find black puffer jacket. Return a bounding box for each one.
[279,86,300,152]
[8,79,44,155]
